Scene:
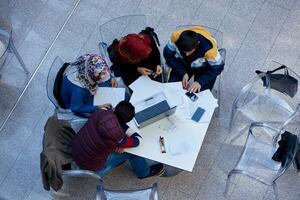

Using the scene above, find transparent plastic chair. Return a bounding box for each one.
[99,14,165,83]
[97,183,160,200]
[225,122,299,200]
[99,14,147,48]
[46,56,85,123]
[229,64,300,130]
[52,169,160,200]
[0,24,29,74]
[51,169,102,200]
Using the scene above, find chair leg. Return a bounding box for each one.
[228,106,236,131]
[272,182,279,200]
[9,40,29,74]
[224,171,234,197]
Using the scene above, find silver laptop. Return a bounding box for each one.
[133,92,177,128]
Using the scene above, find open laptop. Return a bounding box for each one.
[133,92,177,128]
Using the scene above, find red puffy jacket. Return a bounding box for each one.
[72,108,125,171]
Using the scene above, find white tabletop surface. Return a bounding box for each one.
[125,76,218,172]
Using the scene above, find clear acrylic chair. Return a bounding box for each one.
[99,14,165,83]
[97,183,160,200]
[99,14,147,48]
[224,122,299,200]
[163,25,226,103]
[0,24,29,74]
[51,169,102,200]
[52,169,160,200]
[229,64,300,131]
[46,56,85,124]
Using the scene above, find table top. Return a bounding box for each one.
[125,76,218,172]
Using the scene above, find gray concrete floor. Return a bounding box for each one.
[0,0,300,199]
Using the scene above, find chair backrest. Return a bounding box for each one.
[97,183,159,200]
[99,14,147,46]
[234,64,300,117]
[99,15,165,83]
[175,25,223,48]
[51,170,102,200]
[47,56,65,108]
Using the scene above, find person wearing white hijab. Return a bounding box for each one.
[60,54,117,114]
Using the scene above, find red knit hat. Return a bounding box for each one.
[114,33,152,64]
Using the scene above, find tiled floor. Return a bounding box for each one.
[0,0,300,199]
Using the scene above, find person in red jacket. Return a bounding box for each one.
[72,101,164,178]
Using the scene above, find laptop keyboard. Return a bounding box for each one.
[135,100,171,124]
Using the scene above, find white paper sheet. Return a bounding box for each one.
[93,87,125,107]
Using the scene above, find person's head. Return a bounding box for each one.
[85,55,110,84]
[115,33,152,64]
[114,101,135,124]
[175,30,199,56]
[74,54,110,95]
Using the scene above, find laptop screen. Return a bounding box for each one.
[134,100,176,128]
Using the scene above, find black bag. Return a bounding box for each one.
[255,65,298,98]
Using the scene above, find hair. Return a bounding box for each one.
[175,30,199,52]
[114,101,135,124]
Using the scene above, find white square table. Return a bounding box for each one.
[125,76,218,172]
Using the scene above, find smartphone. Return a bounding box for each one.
[185,92,198,102]
[191,107,205,122]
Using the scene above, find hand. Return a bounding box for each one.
[155,65,162,76]
[114,147,124,153]
[137,67,152,76]
[188,81,201,93]
[110,78,118,88]
[98,103,112,109]
[182,73,189,89]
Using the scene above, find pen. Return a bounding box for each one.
[159,136,166,153]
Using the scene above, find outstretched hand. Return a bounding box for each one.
[110,78,118,88]
[98,103,112,109]
[137,67,152,76]
[182,73,189,89]
[154,65,162,77]
[114,147,124,153]
[188,81,201,93]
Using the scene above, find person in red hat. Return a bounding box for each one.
[108,27,162,87]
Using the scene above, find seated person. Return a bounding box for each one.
[60,54,118,114]
[163,26,225,93]
[72,101,164,178]
[108,27,162,86]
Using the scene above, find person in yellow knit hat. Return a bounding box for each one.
[163,26,224,93]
